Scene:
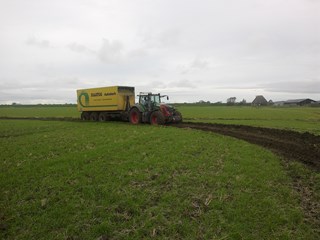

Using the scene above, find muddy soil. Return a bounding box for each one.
[174,122,320,172]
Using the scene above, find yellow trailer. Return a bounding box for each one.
[77,85,182,124]
[77,86,135,121]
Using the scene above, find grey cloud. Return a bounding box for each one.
[146,81,167,89]
[0,76,80,91]
[180,58,211,74]
[127,48,148,58]
[25,37,51,48]
[1,0,319,104]
[142,79,195,91]
[260,80,320,94]
[65,39,123,63]
[173,79,195,88]
[68,39,132,64]
[215,80,320,94]
[67,42,95,54]
[97,39,124,63]
[67,40,149,64]
[142,28,181,49]
[1,75,83,104]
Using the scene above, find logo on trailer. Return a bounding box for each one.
[78,92,89,107]
[91,92,102,97]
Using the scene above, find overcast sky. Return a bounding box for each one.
[0,0,319,104]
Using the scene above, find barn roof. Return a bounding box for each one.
[252,95,268,105]
[285,98,315,104]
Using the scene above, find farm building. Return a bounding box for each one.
[284,99,316,106]
[273,101,285,106]
[252,95,268,106]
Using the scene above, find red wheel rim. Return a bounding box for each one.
[131,111,138,123]
[151,115,157,124]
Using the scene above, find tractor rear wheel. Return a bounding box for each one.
[150,111,165,125]
[129,108,141,124]
[90,112,99,121]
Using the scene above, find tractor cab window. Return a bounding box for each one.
[139,96,148,105]
[139,94,160,107]
[150,95,160,105]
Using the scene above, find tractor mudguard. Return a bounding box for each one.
[131,104,145,113]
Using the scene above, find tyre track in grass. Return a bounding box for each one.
[1,117,319,171]
[173,122,320,230]
[174,122,320,172]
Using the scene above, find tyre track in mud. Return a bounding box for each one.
[173,122,320,172]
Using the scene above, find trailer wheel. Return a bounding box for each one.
[150,111,165,125]
[90,112,99,121]
[129,108,141,124]
[98,112,109,122]
[81,112,90,120]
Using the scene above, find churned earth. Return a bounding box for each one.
[174,122,320,172]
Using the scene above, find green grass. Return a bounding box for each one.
[1,105,320,134]
[1,120,319,239]
[0,106,78,118]
[178,105,320,134]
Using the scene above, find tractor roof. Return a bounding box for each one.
[138,92,160,96]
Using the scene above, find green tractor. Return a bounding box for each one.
[129,92,182,125]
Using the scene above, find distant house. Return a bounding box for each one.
[310,101,320,107]
[252,95,268,106]
[284,99,316,106]
[273,101,285,106]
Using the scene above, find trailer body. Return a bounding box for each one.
[77,86,135,112]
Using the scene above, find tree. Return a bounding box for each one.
[239,99,246,105]
[227,97,236,105]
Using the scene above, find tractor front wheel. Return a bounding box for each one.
[174,111,183,123]
[129,108,141,124]
[150,111,165,125]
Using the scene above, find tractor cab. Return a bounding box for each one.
[138,93,168,111]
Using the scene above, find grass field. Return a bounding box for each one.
[1,105,320,134]
[1,105,320,239]
[0,106,78,118]
[178,105,320,135]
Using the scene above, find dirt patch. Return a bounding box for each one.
[174,122,320,172]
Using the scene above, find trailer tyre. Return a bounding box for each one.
[81,112,90,121]
[150,111,165,125]
[129,108,141,124]
[98,112,109,122]
[90,112,99,121]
